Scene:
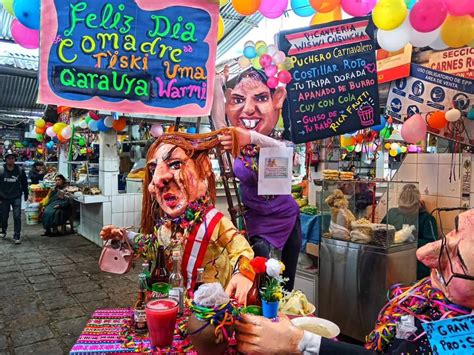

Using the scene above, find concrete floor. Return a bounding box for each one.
[0,217,140,354]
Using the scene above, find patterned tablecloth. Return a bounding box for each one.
[70,308,196,354]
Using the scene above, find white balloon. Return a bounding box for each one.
[410,27,440,48]
[267,44,278,56]
[390,142,400,151]
[377,18,410,52]
[429,35,449,50]
[445,109,461,122]
[79,120,88,129]
[104,116,114,128]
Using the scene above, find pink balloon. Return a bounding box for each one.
[267,77,279,89]
[273,51,286,65]
[409,0,447,33]
[46,126,56,138]
[10,19,39,49]
[259,0,288,19]
[341,0,377,17]
[265,65,278,77]
[259,54,273,68]
[150,124,163,137]
[445,0,472,16]
[278,70,292,84]
[401,114,427,143]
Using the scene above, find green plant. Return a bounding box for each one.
[260,275,285,303]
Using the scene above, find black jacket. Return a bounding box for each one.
[0,164,29,200]
[28,169,46,184]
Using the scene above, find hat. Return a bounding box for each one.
[4,150,17,159]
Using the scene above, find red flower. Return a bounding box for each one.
[250,257,267,274]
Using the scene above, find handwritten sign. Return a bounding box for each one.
[277,17,380,144]
[39,0,219,117]
[422,314,474,355]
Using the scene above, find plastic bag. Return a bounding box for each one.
[194,282,230,308]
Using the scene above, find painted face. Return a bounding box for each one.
[147,144,207,218]
[225,76,286,136]
[417,210,474,309]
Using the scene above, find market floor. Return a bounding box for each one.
[0,218,140,355]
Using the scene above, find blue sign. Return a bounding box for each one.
[430,87,445,103]
[422,314,474,355]
[390,98,402,113]
[396,78,407,90]
[412,80,425,96]
[407,105,420,116]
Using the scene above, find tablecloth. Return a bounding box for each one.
[70,308,195,354]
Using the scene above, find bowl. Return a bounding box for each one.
[291,316,340,339]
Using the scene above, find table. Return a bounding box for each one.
[70,308,195,354]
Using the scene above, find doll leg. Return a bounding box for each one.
[281,219,302,291]
[249,236,272,258]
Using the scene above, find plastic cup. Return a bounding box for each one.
[145,298,178,348]
[151,282,170,299]
[242,305,262,315]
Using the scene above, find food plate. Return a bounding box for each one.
[291,316,340,339]
[279,290,315,316]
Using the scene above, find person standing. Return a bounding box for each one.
[0,151,29,244]
[28,161,46,184]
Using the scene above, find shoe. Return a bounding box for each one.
[0,233,6,239]
[14,239,21,245]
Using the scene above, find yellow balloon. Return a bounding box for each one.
[1,0,14,16]
[384,142,391,150]
[372,0,407,31]
[35,118,46,128]
[310,6,342,25]
[218,16,225,41]
[251,56,262,69]
[441,15,474,48]
[220,0,230,7]
[389,149,398,157]
[400,146,407,153]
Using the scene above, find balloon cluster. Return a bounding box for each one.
[2,0,40,49]
[340,129,379,153]
[75,111,127,133]
[239,40,293,89]
[384,142,407,157]
[34,118,71,143]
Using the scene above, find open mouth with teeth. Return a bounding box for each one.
[240,118,261,130]
[162,193,180,208]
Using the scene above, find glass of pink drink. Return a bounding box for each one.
[145,298,179,348]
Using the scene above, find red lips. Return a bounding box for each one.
[162,193,179,208]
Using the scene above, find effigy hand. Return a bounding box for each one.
[225,273,253,305]
[235,313,304,354]
[218,127,251,151]
[100,225,126,241]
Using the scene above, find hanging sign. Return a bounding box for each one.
[376,44,412,84]
[38,0,219,117]
[422,314,474,355]
[277,17,380,144]
[385,64,474,144]
[427,48,474,80]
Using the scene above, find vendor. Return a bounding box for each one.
[219,68,301,291]
[41,174,70,236]
[100,129,254,304]
[235,209,474,354]
[28,161,46,184]
[381,184,438,278]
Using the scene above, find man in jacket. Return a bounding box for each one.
[0,151,29,244]
[28,161,46,184]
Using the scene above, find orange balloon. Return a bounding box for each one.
[35,126,45,134]
[387,116,394,124]
[57,134,67,143]
[310,0,340,13]
[232,0,261,15]
[310,6,342,25]
[355,134,364,144]
[112,118,127,131]
[427,111,447,129]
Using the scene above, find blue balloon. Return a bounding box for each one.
[243,46,257,59]
[88,120,99,132]
[53,137,59,143]
[14,0,40,30]
[406,0,417,10]
[371,116,387,132]
[291,0,315,17]
[97,119,111,132]
[187,127,197,133]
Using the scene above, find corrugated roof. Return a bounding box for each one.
[0,74,43,110]
[0,5,13,41]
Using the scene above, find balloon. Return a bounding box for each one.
[36,134,44,142]
[88,120,99,132]
[35,127,45,134]
[251,57,262,69]
[89,111,100,120]
[1,0,14,15]
[112,118,127,131]
[267,77,279,89]
[441,15,473,48]
[445,0,472,16]
[57,134,68,143]
[400,146,407,153]
[218,16,225,41]
[310,0,340,13]
[291,0,315,17]
[243,46,257,59]
[103,116,114,128]
[390,142,400,151]
[35,118,46,128]
[53,123,66,134]
[265,64,278,77]
[384,142,391,150]
[232,0,261,15]
[10,19,39,49]
[409,0,447,33]
[278,57,294,71]
[389,149,398,157]
[404,0,416,9]
[401,114,427,143]
[259,54,273,68]
[150,124,163,137]
[371,116,386,132]
[238,56,252,69]
[341,0,376,17]
[341,135,356,147]
[14,0,40,30]
[372,0,408,31]
[45,126,55,138]
[409,27,440,48]
[380,127,392,139]
[377,18,410,51]
[61,126,72,140]
[346,145,355,152]
[273,51,286,65]
[259,0,288,18]
[278,70,292,84]
[79,120,88,129]
[267,44,278,56]
[355,144,362,153]
[97,119,111,132]
[78,137,86,147]
[255,40,268,54]
[468,107,474,121]
[310,6,342,25]
[427,111,447,129]
[445,108,461,122]
[429,35,449,50]
[244,41,255,48]
[220,0,230,6]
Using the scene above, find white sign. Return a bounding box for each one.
[258,147,293,196]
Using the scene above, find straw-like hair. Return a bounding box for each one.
[140,127,239,234]
[398,184,421,215]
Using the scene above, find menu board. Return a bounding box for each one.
[277,17,380,144]
[38,0,219,117]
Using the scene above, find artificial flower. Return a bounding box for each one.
[265,258,282,278]
[250,256,267,274]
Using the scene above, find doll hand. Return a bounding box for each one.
[225,273,253,305]
[218,127,251,151]
[235,313,304,354]
[100,225,125,241]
